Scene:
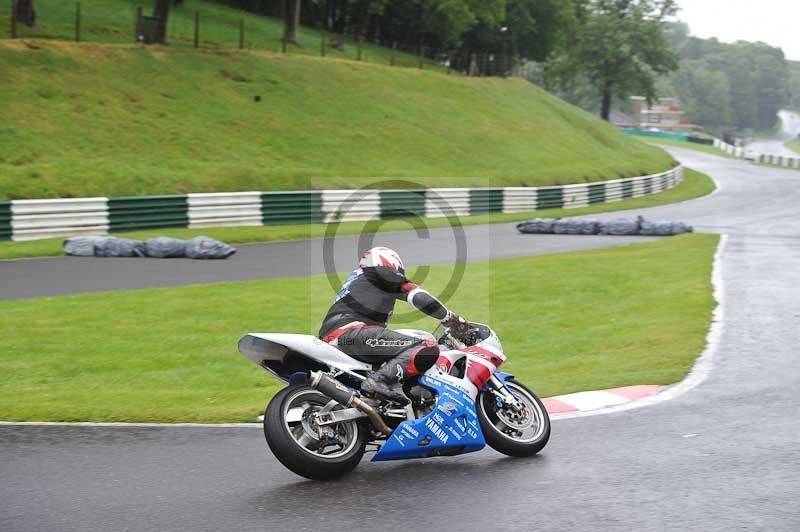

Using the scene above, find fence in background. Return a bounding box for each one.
[713,139,800,168]
[0,167,683,242]
[6,1,513,76]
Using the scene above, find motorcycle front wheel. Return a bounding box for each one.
[477,378,550,457]
[264,384,367,480]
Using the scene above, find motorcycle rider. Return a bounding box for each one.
[319,246,471,404]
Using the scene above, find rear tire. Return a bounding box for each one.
[264,384,366,480]
[477,378,550,457]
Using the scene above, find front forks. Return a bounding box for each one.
[488,374,524,412]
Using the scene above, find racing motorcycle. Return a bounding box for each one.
[237,322,550,480]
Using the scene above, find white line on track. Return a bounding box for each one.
[0,234,728,429]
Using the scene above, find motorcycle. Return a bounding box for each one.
[237,322,550,480]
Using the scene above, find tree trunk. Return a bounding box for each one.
[600,87,613,121]
[152,0,171,44]
[284,0,301,46]
[14,0,36,27]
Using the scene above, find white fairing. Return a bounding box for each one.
[238,333,372,382]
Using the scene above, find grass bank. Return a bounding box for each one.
[785,138,800,154]
[0,234,719,422]
[11,0,444,69]
[0,169,715,260]
[0,40,673,199]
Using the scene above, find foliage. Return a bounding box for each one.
[0,234,719,422]
[546,0,679,121]
[666,25,790,133]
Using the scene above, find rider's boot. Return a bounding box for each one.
[360,345,439,405]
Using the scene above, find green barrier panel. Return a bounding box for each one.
[261,191,324,225]
[108,195,188,232]
[0,200,11,241]
[468,189,504,215]
[622,129,689,142]
[622,180,634,199]
[588,184,606,205]
[380,190,426,219]
[536,187,564,210]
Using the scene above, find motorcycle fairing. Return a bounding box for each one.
[372,373,486,461]
[238,333,372,382]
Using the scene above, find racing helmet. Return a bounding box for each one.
[358,247,405,274]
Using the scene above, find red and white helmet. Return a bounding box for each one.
[359,247,405,274]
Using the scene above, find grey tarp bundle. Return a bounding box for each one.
[639,220,693,236]
[185,236,236,259]
[600,216,643,236]
[143,237,188,258]
[63,235,236,259]
[553,218,601,235]
[516,216,693,236]
[515,219,556,234]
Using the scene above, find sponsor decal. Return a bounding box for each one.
[441,393,465,407]
[453,416,467,432]
[438,402,457,416]
[466,427,478,439]
[365,338,414,348]
[445,425,463,441]
[433,412,445,425]
[394,434,406,447]
[400,425,420,439]
[424,417,450,444]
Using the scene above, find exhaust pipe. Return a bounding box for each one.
[309,371,394,436]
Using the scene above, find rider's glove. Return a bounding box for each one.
[442,313,471,339]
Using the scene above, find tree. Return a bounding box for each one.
[152,0,171,44]
[672,61,732,132]
[283,0,301,45]
[548,0,679,121]
[14,0,36,27]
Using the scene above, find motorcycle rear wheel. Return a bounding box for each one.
[477,378,550,457]
[264,384,367,480]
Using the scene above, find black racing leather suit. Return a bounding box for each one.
[319,265,451,379]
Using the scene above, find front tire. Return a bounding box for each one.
[264,384,367,480]
[477,378,550,457]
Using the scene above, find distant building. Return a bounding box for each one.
[628,96,693,133]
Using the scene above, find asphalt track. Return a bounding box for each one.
[745,109,800,158]
[2,147,800,531]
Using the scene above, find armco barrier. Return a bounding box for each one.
[10,198,109,241]
[0,200,12,241]
[0,166,684,242]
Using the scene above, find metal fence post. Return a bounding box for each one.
[75,2,81,42]
[10,0,17,39]
[320,30,325,57]
[193,11,199,48]
[239,18,244,49]
[390,42,396,66]
[418,45,424,69]
[135,6,142,43]
[356,35,362,61]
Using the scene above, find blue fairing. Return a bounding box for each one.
[372,375,486,461]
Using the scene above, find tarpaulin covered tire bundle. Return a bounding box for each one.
[63,235,236,259]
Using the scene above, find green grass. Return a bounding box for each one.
[644,137,736,159]
[785,138,800,154]
[11,0,443,68]
[0,234,719,423]
[0,39,673,199]
[0,168,715,260]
